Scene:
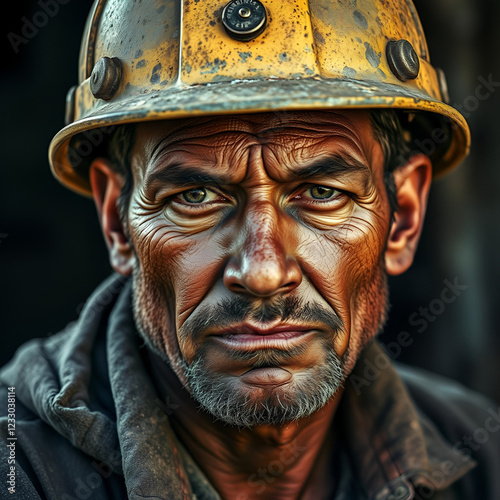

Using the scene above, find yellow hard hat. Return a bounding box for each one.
[50,0,470,197]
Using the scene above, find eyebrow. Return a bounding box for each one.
[145,154,369,191]
[145,164,230,191]
[286,155,369,182]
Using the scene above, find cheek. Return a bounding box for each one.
[128,212,190,354]
[172,239,227,325]
[129,203,230,328]
[130,211,190,288]
[298,201,390,355]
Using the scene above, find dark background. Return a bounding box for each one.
[1,1,499,404]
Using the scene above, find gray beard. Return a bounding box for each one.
[131,262,388,429]
[183,341,345,428]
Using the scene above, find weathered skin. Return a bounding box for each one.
[90,109,431,499]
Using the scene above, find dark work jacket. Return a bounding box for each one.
[1,274,499,499]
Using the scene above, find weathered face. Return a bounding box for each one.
[127,110,392,426]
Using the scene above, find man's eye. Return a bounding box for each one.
[306,186,339,200]
[180,188,214,204]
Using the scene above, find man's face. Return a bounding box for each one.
[126,110,392,426]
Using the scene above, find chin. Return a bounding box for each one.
[184,344,345,428]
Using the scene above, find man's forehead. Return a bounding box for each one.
[130,109,382,183]
[134,110,374,150]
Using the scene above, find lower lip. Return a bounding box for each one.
[213,330,313,350]
[240,367,293,386]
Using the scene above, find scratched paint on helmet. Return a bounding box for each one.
[308,0,439,99]
[98,0,180,88]
[181,0,319,84]
[75,0,182,120]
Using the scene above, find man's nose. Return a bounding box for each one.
[223,203,302,297]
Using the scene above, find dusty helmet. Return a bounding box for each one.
[49,0,470,197]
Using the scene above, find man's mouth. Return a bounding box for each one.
[209,324,316,351]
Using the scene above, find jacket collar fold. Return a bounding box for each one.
[106,279,194,500]
[340,342,476,499]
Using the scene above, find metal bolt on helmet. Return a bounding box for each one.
[222,0,268,41]
[50,0,471,197]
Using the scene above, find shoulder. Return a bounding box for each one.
[396,362,500,498]
[396,362,500,437]
[0,384,126,500]
[0,334,125,499]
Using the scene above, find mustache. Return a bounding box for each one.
[179,295,344,343]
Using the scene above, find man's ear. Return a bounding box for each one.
[385,153,432,276]
[89,158,134,276]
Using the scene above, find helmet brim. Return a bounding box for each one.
[49,77,470,197]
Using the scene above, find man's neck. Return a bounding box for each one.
[146,349,343,500]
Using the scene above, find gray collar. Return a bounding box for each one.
[339,342,476,500]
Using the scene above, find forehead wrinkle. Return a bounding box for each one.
[149,130,256,167]
[145,135,256,187]
[141,111,366,167]
[254,109,369,137]
[261,132,372,183]
[138,109,371,152]
[260,125,368,153]
[257,118,372,161]
[251,109,364,129]
[143,115,264,159]
[134,110,376,187]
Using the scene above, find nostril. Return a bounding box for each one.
[230,283,246,291]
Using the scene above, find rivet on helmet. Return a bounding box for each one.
[386,39,420,82]
[222,0,267,42]
[90,56,122,101]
